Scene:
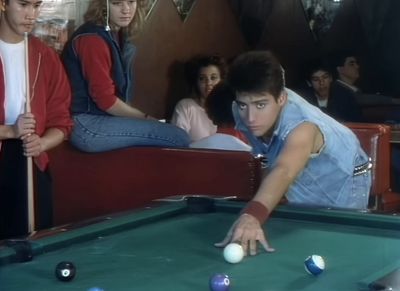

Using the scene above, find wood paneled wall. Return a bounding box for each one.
[133,0,247,119]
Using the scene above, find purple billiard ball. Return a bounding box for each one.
[209,273,230,291]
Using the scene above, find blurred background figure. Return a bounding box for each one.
[171,55,227,142]
[300,59,364,122]
[333,51,361,95]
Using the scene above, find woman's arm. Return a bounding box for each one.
[74,35,147,119]
[106,98,147,119]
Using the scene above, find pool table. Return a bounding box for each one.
[1,198,400,291]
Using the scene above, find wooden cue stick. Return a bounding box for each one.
[24,32,35,234]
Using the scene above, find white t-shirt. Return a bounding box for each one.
[0,39,26,125]
[171,98,217,142]
[317,98,328,108]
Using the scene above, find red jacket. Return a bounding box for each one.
[0,36,73,170]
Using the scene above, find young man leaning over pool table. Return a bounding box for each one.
[215,51,372,256]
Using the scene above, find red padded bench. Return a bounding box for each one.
[49,122,399,226]
[49,143,261,225]
[345,122,400,212]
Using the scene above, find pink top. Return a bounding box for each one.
[171,98,217,142]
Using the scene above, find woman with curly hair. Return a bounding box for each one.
[171,55,227,142]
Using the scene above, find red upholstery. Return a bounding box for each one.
[49,122,399,225]
[345,122,400,211]
[49,143,261,225]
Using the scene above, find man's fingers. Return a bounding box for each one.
[214,225,234,248]
[214,238,229,248]
[248,239,257,256]
[214,218,242,248]
[259,238,275,253]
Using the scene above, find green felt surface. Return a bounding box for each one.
[1,201,400,291]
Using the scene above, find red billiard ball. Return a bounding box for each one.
[209,273,230,291]
[55,261,76,282]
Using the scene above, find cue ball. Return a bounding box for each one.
[55,261,76,282]
[304,255,325,276]
[209,273,230,291]
[223,243,244,264]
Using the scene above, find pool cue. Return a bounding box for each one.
[24,32,35,235]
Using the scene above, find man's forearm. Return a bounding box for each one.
[39,128,65,152]
[0,125,15,140]
[253,165,293,213]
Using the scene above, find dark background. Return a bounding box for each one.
[229,0,400,96]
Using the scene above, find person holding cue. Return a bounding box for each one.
[0,0,73,239]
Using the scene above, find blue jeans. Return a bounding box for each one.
[70,114,190,152]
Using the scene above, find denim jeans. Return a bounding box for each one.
[70,114,190,152]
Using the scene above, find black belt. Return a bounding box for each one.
[353,158,372,176]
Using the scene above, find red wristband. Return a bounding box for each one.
[241,201,270,224]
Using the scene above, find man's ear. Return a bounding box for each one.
[277,91,287,106]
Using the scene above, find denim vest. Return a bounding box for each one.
[233,88,370,208]
[62,22,136,115]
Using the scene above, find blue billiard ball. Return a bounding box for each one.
[209,273,230,291]
[87,288,105,291]
[304,255,325,276]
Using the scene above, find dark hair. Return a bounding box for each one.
[306,59,332,80]
[227,51,284,100]
[205,82,236,126]
[330,50,358,68]
[329,50,359,79]
[185,55,227,95]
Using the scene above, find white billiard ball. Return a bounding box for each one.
[223,243,244,264]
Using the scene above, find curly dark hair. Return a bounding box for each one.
[185,54,227,95]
